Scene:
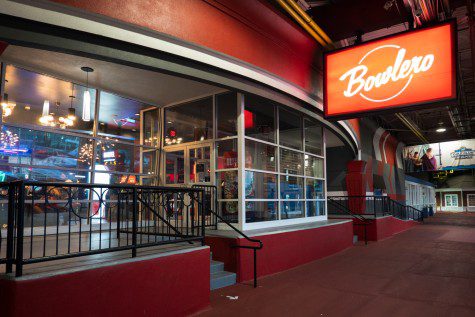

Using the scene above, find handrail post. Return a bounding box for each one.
[201,190,205,246]
[116,191,121,239]
[15,181,25,277]
[132,188,137,258]
[6,182,15,274]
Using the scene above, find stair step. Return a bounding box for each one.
[210,271,236,290]
[210,260,224,274]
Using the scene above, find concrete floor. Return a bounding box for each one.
[199,212,475,317]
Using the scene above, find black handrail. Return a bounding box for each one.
[327,197,372,245]
[192,184,263,288]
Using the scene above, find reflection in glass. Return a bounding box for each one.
[216,92,237,138]
[245,94,275,143]
[94,140,138,174]
[164,97,213,144]
[217,171,238,200]
[216,139,238,169]
[0,165,90,183]
[306,179,324,200]
[305,155,324,178]
[307,201,325,217]
[280,148,303,175]
[245,139,276,171]
[165,151,184,184]
[246,201,277,223]
[189,147,211,183]
[245,171,277,199]
[281,201,304,219]
[219,201,238,223]
[141,150,157,175]
[143,108,159,147]
[279,108,302,150]
[280,175,304,199]
[304,118,323,156]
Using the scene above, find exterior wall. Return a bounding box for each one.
[0,247,210,317]
[405,176,436,211]
[463,191,475,211]
[350,216,419,241]
[49,0,321,95]
[205,221,353,282]
[436,189,475,212]
[438,191,463,211]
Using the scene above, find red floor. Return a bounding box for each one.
[198,213,475,317]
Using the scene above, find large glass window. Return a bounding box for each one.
[245,140,276,172]
[279,108,302,150]
[164,97,213,144]
[216,92,237,138]
[216,139,238,169]
[280,176,304,200]
[246,201,278,223]
[245,95,275,143]
[305,155,324,178]
[280,149,303,175]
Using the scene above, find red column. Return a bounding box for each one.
[346,160,367,214]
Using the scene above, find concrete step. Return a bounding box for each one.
[210,271,237,290]
[210,260,224,274]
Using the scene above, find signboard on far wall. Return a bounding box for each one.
[403,139,475,173]
[324,21,457,119]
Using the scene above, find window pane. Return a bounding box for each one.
[279,108,302,150]
[245,171,277,199]
[216,92,237,138]
[164,97,213,144]
[307,201,325,217]
[4,65,94,135]
[280,148,303,175]
[216,139,238,169]
[306,179,325,199]
[142,150,157,175]
[143,108,159,147]
[189,147,211,183]
[246,201,277,223]
[244,95,275,143]
[281,201,304,219]
[245,139,276,171]
[220,201,238,223]
[280,175,304,199]
[305,155,324,178]
[95,141,139,174]
[98,91,154,144]
[0,165,91,183]
[165,151,184,184]
[217,171,238,200]
[305,118,323,155]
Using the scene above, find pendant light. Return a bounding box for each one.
[42,100,50,117]
[81,66,94,122]
[68,83,76,121]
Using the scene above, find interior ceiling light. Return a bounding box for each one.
[436,127,446,133]
[81,66,94,122]
[1,93,15,118]
[68,83,77,121]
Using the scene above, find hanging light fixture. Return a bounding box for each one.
[68,83,77,121]
[81,66,94,122]
[42,100,50,116]
[1,93,15,118]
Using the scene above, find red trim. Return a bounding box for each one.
[0,248,210,317]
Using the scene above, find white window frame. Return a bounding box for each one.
[445,194,459,207]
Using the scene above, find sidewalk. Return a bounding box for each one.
[199,213,475,317]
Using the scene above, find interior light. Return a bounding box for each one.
[42,100,50,116]
[82,90,91,122]
[436,127,446,133]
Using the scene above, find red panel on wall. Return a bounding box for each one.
[50,0,319,92]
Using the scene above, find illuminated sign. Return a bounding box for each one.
[324,22,456,119]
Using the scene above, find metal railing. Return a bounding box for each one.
[328,196,423,221]
[1,181,205,277]
[193,184,263,288]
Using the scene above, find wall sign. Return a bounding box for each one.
[324,21,456,119]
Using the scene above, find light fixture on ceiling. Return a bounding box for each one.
[39,101,74,129]
[42,100,50,117]
[436,127,446,133]
[1,93,15,118]
[81,66,94,122]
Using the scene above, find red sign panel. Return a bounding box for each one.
[324,21,457,119]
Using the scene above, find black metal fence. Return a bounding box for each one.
[327,196,423,221]
[0,181,205,277]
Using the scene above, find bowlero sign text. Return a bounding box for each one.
[324,22,457,119]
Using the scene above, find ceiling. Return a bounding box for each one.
[273,0,475,145]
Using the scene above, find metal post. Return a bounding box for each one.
[201,191,205,246]
[5,182,15,274]
[116,191,121,239]
[132,188,137,258]
[15,182,25,277]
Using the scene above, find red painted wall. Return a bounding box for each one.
[351,216,418,241]
[0,248,210,317]
[206,221,353,283]
[49,0,320,93]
